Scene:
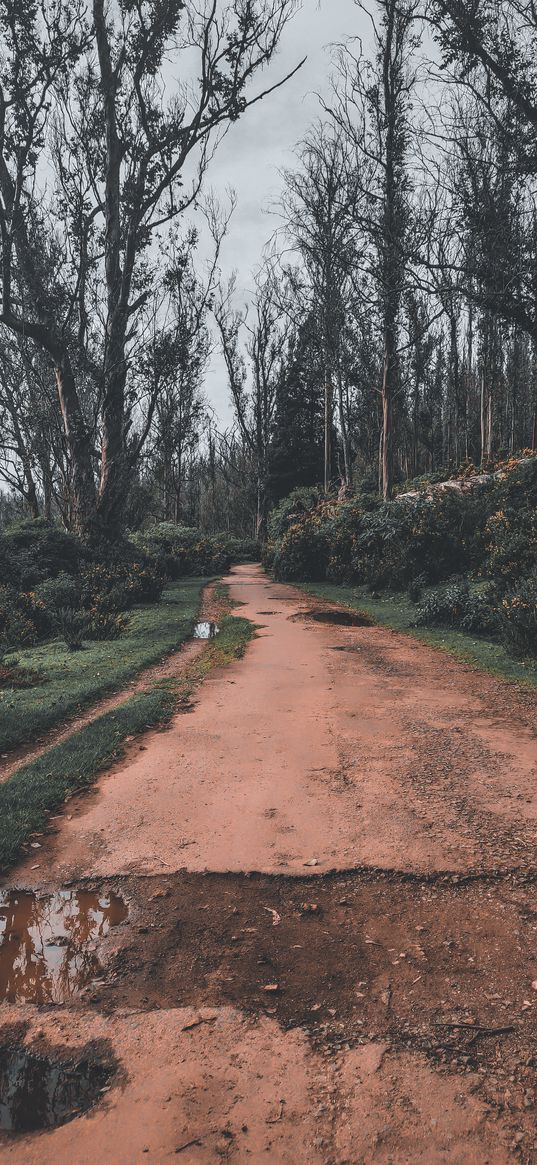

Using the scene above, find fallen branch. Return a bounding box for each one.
[433,1022,515,1037]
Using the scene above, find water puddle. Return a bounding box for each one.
[306,608,372,627]
[0,1044,113,1132]
[193,621,219,639]
[0,889,128,1005]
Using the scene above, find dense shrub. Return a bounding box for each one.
[273,513,329,582]
[267,456,537,658]
[268,486,325,542]
[497,578,537,658]
[131,523,231,578]
[79,561,163,611]
[0,519,81,588]
[35,572,82,612]
[0,586,40,650]
[483,508,537,587]
[414,581,497,636]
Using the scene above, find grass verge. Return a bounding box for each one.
[0,578,207,755]
[299,581,537,688]
[0,611,255,872]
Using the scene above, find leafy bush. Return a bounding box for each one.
[35,572,81,612]
[414,581,497,636]
[85,609,129,641]
[131,523,231,578]
[0,518,81,588]
[268,486,325,542]
[483,508,537,587]
[0,587,40,650]
[497,578,537,658]
[79,561,163,611]
[273,514,329,582]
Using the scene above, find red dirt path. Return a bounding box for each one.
[1,564,537,1164]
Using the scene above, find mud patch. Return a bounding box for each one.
[82,871,537,1114]
[0,1040,114,1132]
[192,621,219,639]
[302,608,373,627]
[0,888,128,1004]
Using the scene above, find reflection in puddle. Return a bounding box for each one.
[0,1044,113,1132]
[0,889,128,1004]
[193,621,219,639]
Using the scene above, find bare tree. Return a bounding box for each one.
[329,0,421,498]
[280,123,363,490]
[0,0,303,536]
[215,271,287,536]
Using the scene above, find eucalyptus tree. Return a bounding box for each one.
[0,0,302,537]
[329,0,422,499]
[215,271,287,536]
[280,123,363,490]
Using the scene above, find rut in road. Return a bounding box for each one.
[1,564,536,1165]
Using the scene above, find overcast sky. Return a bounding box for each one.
[200,0,364,425]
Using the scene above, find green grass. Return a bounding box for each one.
[0,611,256,872]
[0,578,207,755]
[299,581,537,688]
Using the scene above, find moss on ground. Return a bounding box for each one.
[299,581,537,689]
[0,611,255,872]
[0,579,208,754]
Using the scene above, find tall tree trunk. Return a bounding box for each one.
[324,371,333,493]
[337,369,351,486]
[381,324,395,500]
[55,356,97,535]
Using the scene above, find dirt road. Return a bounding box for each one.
[1,564,536,1164]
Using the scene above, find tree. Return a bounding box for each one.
[216,272,286,537]
[330,0,421,498]
[280,123,362,490]
[0,0,302,537]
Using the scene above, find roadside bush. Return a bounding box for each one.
[483,507,537,587]
[497,578,537,658]
[224,536,260,563]
[356,491,486,590]
[273,514,329,582]
[414,581,497,636]
[268,486,325,542]
[79,561,163,611]
[131,523,231,578]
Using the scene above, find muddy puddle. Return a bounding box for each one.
[305,608,372,627]
[193,621,219,639]
[0,1043,113,1133]
[0,889,128,1005]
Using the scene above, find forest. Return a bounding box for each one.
[0,0,536,665]
[1,5,537,1162]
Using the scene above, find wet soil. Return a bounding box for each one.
[0,889,128,1005]
[301,607,373,627]
[1,565,537,1163]
[0,1035,116,1133]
